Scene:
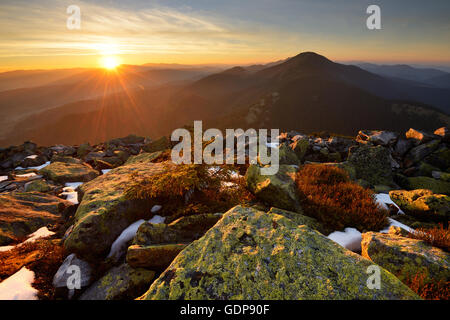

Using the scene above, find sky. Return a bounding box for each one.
[0,0,449,71]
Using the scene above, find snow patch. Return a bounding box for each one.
[65,182,83,189]
[381,218,413,234]
[375,193,404,214]
[327,228,362,252]
[15,161,50,171]
[24,227,55,244]
[151,205,162,213]
[102,169,111,174]
[0,176,9,182]
[0,245,14,252]
[107,213,166,259]
[15,172,38,178]
[25,155,38,160]
[0,267,38,300]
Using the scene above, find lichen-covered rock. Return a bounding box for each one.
[404,177,450,195]
[278,143,300,165]
[127,244,188,270]
[24,179,52,193]
[405,128,435,144]
[267,207,326,234]
[39,162,99,183]
[348,145,393,186]
[125,151,162,165]
[133,213,221,246]
[434,127,449,142]
[423,146,450,171]
[143,136,170,153]
[53,253,92,289]
[64,161,174,262]
[289,138,309,162]
[389,189,449,220]
[139,205,418,300]
[245,164,301,212]
[361,232,450,285]
[0,191,72,245]
[404,140,441,167]
[79,263,155,300]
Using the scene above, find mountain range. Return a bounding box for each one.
[0,52,449,147]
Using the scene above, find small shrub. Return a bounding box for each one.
[403,271,450,300]
[295,164,388,232]
[408,223,449,252]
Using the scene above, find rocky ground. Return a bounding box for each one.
[0,127,448,300]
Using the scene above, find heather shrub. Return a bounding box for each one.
[295,164,388,232]
[403,270,450,300]
[408,223,449,252]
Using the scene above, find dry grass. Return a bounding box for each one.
[408,223,450,252]
[295,164,388,232]
[403,271,450,300]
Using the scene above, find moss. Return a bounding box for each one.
[143,136,171,153]
[127,243,189,270]
[125,152,162,165]
[405,177,450,196]
[24,179,52,193]
[39,162,99,183]
[139,205,418,300]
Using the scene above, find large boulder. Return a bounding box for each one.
[79,263,155,300]
[289,138,309,162]
[404,140,441,167]
[0,191,72,245]
[63,161,173,262]
[405,128,435,144]
[434,127,449,142]
[127,243,189,270]
[347,145,394,186]
[357,130,398,146]
[361,232,450,285]
[403,176,450,196]
[39,162,99,183]
[389,189,449,220]
[245,164,302,212]
[278,143,300,165]
[143,136,170,153]
[139,206,418,300]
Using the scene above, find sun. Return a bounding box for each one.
[100,56,120,70]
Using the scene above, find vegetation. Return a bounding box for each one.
[403,270,450,300]
[408,223,450,252]
[295,164,388,232]
[125,163,253,220]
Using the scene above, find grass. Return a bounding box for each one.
[295,164,388,232]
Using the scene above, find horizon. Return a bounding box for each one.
[1,0,449,72]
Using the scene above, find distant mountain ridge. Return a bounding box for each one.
[0,52,449,147]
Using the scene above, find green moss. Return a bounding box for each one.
[405,177,450,195]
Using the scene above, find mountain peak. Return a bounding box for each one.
[289,52,332,64]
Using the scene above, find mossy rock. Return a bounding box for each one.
[423,147,450,171]
[39,162,99,183]
[50,155,83,164]
[404,177,450,195]
[362,232,450,285]
[0,191,72,245]
[64,161,174,262]
[417,161,440,177]
[348,145,393,187]
[278,143,300,165]
[289,138,309,162]
[143,137,170,153]
[404,140,441,166]
[79,263,155,300]
[24,179,52,193]
[77,143,92,158]
[139,205,418,300]
[389,189,449,220]
[245,164,302,212]
[125,151,162,165]
[127,243,189,270]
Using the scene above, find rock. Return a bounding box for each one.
[245,164,302,212]
[113,150,130,162]
[278,143,300,165]
[20,154,47,168]
[77,143,92,158]
[403,177,450,196]
[85,151,106,162]
[139,205,418,300]
[108,135,146,147]
[50,155,83,164]
[423,147,450,171]
[133,213,221,246]
[0,191,72,245]
[127,243,189,270]
[389,189,449,220]
[125,152,163,165]
[405,128,434,144]
[267,207,326,234]
[361,232,450,285]
[357,130,398,146]
[417,162,440,177]
[393,138,415,157]
[434,127,450,142]
[348,145,393,186]
[64,161,174,262]
[289,138,309,162]
[53,253,92,289]
[100,156,123,167]
[24,179,52,193]
[91,159,113,171]
[327,136,357,154]
[79,263,155,300]
[388,226,409,237]
[404,140,441,167]
[143,136,170,153]
[49,145,76,156]
[39,162,99,183]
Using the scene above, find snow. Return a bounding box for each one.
[24,227,55,244]
[0,227,55,253]
[25,155,38,160]
[65,182,83,189]
[266,142,279,148]
[151,205,162,213]
[60,187,78,204]
[327,228,362,252]
[15,172,38,178]
[375,193,404,214]
[0,176,8,182]
[15,161,50,171]
[381,218,413,234]
[0,267,38,300]
[102,169,111,174]
[107,213,165,259]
